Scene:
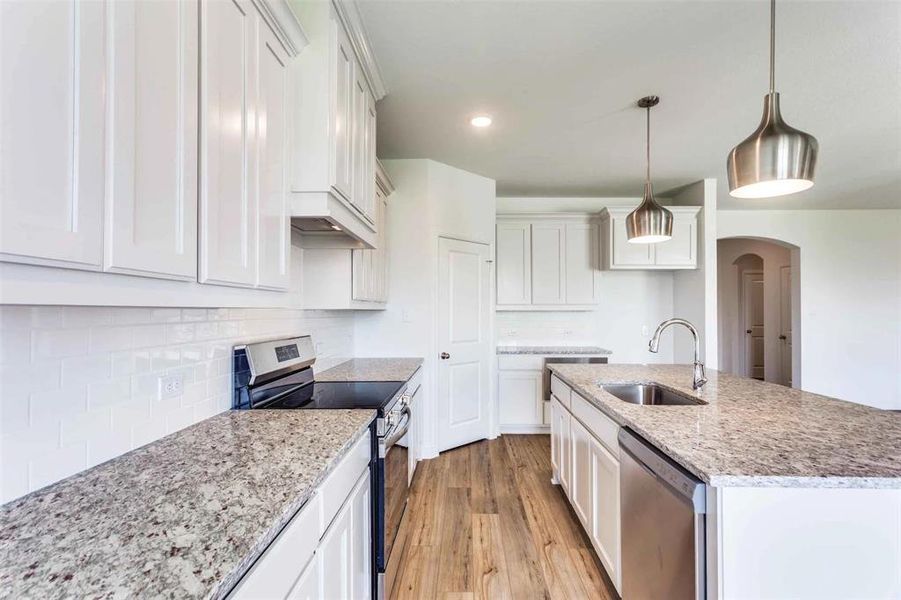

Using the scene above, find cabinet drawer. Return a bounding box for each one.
[571,392,619,457]
[229,492,322,599]
[550,374,571,409]
[320,430,371,534]
[497,354,545,370]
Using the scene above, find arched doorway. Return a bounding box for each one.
[717,238,800,387]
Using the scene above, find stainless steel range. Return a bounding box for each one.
[232,336,412,599]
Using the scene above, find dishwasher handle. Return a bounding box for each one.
[618,428,706,514]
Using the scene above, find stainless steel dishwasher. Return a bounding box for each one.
[619,428,706,600]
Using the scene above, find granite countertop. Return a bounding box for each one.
[316,357,423,382]
[497,345,612,356]
[548,364,901,489]
[0,409,375,599]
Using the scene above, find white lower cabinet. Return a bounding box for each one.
[569,417,593,528]
[550,378,622,595]
[230,432,372,600]
[498,369,544,430]
[589,434,621,593]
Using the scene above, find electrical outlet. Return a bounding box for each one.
[159,374,184,399]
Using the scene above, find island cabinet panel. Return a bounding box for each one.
[589,435,621,593]
[570,416,593,528]
[0,0,105,270]
[106,0,198,280]
[549,375,622,594]
[287,558,320,600]
[714,486,901,600]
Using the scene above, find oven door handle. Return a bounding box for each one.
[383,406,412,453]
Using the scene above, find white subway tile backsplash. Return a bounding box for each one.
[0,305,356,504]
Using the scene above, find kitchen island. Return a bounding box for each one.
[0,409,375,599]
[548,363,901,599]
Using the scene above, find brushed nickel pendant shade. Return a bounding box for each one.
[627,96,673,244]
[727,0,818,198]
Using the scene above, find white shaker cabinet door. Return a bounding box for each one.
[106,0,198,280]
[611,216,653,267]
[531,223,566,304]
[287,557,321,600]
[319,489,353,599]
[564,222,598,305]
[331,17,354,203]
[351,470,372,600]
[496,222,531,305]
[498,369,544,427]
[653,218,697,267]
[569,416,593,530]
[256,21,290,290]
[0,0,105,269]
[590,434,622,594]
[199,0,258,287]
[350,70,371,221]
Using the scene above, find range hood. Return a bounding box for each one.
[290,191,376,249]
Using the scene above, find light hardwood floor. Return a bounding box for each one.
[389,435,619,600]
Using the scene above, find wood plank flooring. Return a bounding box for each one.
[390,435,619,600]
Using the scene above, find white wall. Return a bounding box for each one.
[671,179,718,368]
[0,305,355,503]
[718,238,793,384]
[718,209,901,410]
[354,159,496,456]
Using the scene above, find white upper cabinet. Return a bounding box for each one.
[106,0,198,280]
[531,223,567,305]
[600,206,700,270]
[496,216,599,310]
[564,222,599,305]
[200,0,258,287]
[291,1,383,244]
[200,0,298,290]
[333,20,355,203]
[256,22,291,290]
[496,222,532,305]
[0,0,105,270]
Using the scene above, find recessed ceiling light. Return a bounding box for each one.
[470,116,492,128]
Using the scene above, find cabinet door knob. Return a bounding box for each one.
[778,334,787,341]
[746,329,752,334]
[440,352,450,360]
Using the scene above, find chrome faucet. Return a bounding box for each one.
[649,318,707,390]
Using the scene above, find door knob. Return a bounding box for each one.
[778,334,787,340]
[746,329,752,334]
[440,352,450,360]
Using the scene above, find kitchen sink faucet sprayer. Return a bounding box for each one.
[648,318,707,390]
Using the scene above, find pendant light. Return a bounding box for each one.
[727,0,818,198]
[627,95,673,244]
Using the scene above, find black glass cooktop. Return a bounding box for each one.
[254,380,405,412]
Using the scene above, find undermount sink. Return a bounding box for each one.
[602,383,707,406]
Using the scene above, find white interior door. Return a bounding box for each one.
[779,266,792,387]
[742,270,765,380]
[437,237,491,452]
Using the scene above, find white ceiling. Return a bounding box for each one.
[357,0,901,209]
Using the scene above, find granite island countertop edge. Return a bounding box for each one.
[547,364,901,490]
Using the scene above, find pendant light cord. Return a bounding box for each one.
[769,0,776,93]
[645,105,651,184]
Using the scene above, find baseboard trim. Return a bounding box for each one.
[500,425,550,434]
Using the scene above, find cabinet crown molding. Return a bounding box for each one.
[253,0,309,57]
[376,160,395,195]
[332,0,388,100]
[497,212,597,222]
[600,205,701,218]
